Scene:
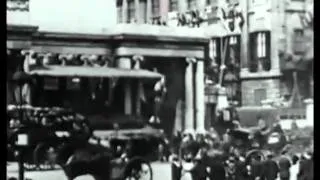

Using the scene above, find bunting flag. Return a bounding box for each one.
[300,6,313,28]
[7,0,29,11]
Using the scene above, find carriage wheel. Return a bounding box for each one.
[123,157,153,180]
[23,162,37,171]
[245,149,265,164]
[21,149,37,171]
[34,143,57,171]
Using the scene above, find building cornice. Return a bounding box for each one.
[7,24,38,34]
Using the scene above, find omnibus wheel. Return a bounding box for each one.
[34,143,57,171]
[245,149,265,164]
[123,157,153,180]
[22,149,37,171]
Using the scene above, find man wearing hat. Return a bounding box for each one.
[204,142,227,180]
[290,154,300,180]
[263,151,279,180]
[298,152,313,180]
[279,151,292,180]
[250,155,264,180]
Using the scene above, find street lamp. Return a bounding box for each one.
[11,70,32,180]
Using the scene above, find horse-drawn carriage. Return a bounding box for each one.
[57,125,165,180]
[227,124,287,161]
[7,105,91,171]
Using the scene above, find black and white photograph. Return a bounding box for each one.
[7,0,313,179]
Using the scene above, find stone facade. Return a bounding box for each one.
[241,78,280,106]
[240,0,312,106]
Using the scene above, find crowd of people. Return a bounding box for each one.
[157,127,313,180]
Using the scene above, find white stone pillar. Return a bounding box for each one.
[178,0,187,12]
[195,60,205,130]
[239,0,249,71]
[117,57,132,115]
[122,0,128,23]
[135,0,141,23]
[304,99,314,127]
[146,0,152,23]
[185,57,195,130]
[271,0,280,71]
[133,55,144,115]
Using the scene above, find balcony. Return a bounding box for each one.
[112,22,235,41]
[285,1,306,12]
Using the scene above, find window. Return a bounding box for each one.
[209,39,217,59]
[152,0,160,17]
[293,29,305,54]
[67,78,81,90]
[249,31,271,72]
[128,0,136,23]
[210,38,221,65]
[254,89,267,106]
[44,77,59,90]
[223,35,241,69]
[169,0,178,11]
[229,36,238,45]
[187,0,197,10]
[257,33,266,58]
[294,29,304,37]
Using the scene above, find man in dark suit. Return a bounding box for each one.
[263,152,279,180]
[250,156,264,180]
[298,152,313,180]
[278,152,291,180]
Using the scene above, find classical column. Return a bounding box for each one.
[270,0,280,71]
[178,0,187,12]
[304,99,313,127]
[117,57,132,115]
[135,0,141,23]
[133,55,144,115]
[122,0,128,23]
[195,60,205,130]
[185,57,195,130]
[198,0,206,11]
[146,0,152,23]
[159,0,169,16]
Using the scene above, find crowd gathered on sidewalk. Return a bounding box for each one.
[156,123,313,180]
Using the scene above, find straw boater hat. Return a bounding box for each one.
[196,128,207,135]
[183,129,195,137]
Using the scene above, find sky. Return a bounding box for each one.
[8,0,117,34]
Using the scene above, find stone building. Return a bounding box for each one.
[7,0,208,134]
[7,0,313,132]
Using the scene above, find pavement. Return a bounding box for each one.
[7,161,172,180]
[7,160,301,180]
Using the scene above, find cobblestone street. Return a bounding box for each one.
[7,162,172,180]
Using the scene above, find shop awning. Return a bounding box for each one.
[27,65,163,79]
